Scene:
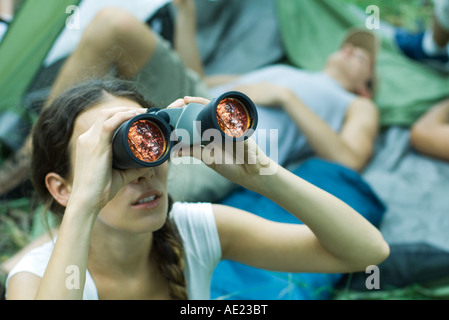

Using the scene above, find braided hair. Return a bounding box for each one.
[31,79,188,299]
[154,197,188,300]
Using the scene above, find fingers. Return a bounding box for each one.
[172,143,203,160]
[183,96,210,105]
[90,107,146,141]
[167,96,210,109]
[167,98,186,109]
[101,109,143,133]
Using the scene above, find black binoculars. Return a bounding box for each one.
[112,91,258,169]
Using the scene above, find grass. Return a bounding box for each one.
[0,198,32,264]
[334,281,449,300]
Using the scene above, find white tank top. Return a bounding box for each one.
[6,202,221,300]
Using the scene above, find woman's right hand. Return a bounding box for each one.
[69,107,148,213]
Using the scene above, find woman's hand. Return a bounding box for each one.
[170,96,276,190]
[70,107,149,212]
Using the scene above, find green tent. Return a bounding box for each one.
[0,0,80,159]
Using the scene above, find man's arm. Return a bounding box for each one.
[282,93,378,171]
[338,97,379,170]
[410,99,449,161]
[232,82,379,171]
[0,0,14,19]
[173,0,204,77]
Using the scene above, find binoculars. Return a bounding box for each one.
[112,91,258,169]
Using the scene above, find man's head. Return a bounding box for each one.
[325,29,378,98]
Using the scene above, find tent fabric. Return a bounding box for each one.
[341,242,449,291]
[358,126,449,290]
[0,0,81,112]
[0,0,80,154]
[276,0,449,127]
[211,158,386,300]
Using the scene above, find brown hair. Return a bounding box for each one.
[31,79,188,299]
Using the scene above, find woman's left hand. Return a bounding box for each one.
[170,96,276,189]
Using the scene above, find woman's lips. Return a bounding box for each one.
[132,192,162,210]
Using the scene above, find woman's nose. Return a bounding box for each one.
[132,167,155,184]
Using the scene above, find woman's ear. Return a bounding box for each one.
[45,173,72,207]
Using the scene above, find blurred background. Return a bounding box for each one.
[0,0,445,300]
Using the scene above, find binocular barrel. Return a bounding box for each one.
[112,91,258,169]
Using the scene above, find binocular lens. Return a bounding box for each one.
[216,98,250,138]
[128,120,167,163]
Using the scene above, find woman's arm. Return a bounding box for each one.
[169,96,389,273]
[213,161,389,274]
[165,94,387,274]
[410,99,449,161]
[32,199,98,300]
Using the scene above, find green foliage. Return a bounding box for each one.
[0,198,32,262]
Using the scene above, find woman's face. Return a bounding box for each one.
[68,96,170,233]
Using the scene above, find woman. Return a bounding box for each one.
[5,80,389,300]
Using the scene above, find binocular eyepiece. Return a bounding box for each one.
[112,91,258,169]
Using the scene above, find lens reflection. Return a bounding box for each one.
[128,120,166,162]
[216,98,250,138]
